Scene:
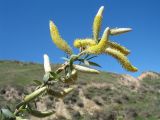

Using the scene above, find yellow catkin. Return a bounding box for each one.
[86,27,110,54]
[93,6,104,43]
[105,48,138,72]
[108,41,130,56]
[49,21,72,55]
[73,39,96,48]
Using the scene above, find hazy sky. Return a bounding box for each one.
[0,0,160,77]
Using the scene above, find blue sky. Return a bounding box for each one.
[0,0,160,77]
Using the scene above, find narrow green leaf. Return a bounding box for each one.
[77,59,100,67]
[27,105,55,118]
[77,59,90,66]
[83,54,90,59]
[1,108,15,120]
[6,105,11,111]
[33,80,42,85]
[50,72,59,79]
[88,61,101,67]
[61,57,69,61]
[16,102,25,109]
[77,58,84,62]
[0,109,4,120]
[86,55,97,60]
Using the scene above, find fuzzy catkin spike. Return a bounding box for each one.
[108,41,130,56]
[86,27,110,54]
[105,48,138,72]
[73,38,96,48]
[93,6,104,43]
[49,21,72,55]
[110,28,132,36]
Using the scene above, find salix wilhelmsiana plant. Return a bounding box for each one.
[0,6,138,120]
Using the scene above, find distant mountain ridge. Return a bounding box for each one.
[138,71,160,80]
[0,60,159,81]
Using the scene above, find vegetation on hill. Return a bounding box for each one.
[0,60,160,120]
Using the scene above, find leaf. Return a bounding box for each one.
[77,58,84,62]
[86,55,97,60]
[77,59,88,65]
[5,105,11,111]
[50,72,59,79]
[69,58,74,71]
[27,105,55,118]
[1,108,15,120]
[77,59,101,67]
[33,80,42,85]
[88,61,101,67]
[61,57,69,61]
[0,110,4,120]
[16,102,25,109]
[83,54,90,59]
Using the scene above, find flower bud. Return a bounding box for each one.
[47,87,73,98]
[44,54,52,73]
[96,6,104,16]
[74,64,100,74]
[24,86,47,103]
[110,28,132,35]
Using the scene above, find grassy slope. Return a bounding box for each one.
[0,60,117,86]
[0,60,160,120]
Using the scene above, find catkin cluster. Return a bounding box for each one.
[72,6,138,72]
[49,6,138,72]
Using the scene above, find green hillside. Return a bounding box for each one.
[0,60,160,120]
